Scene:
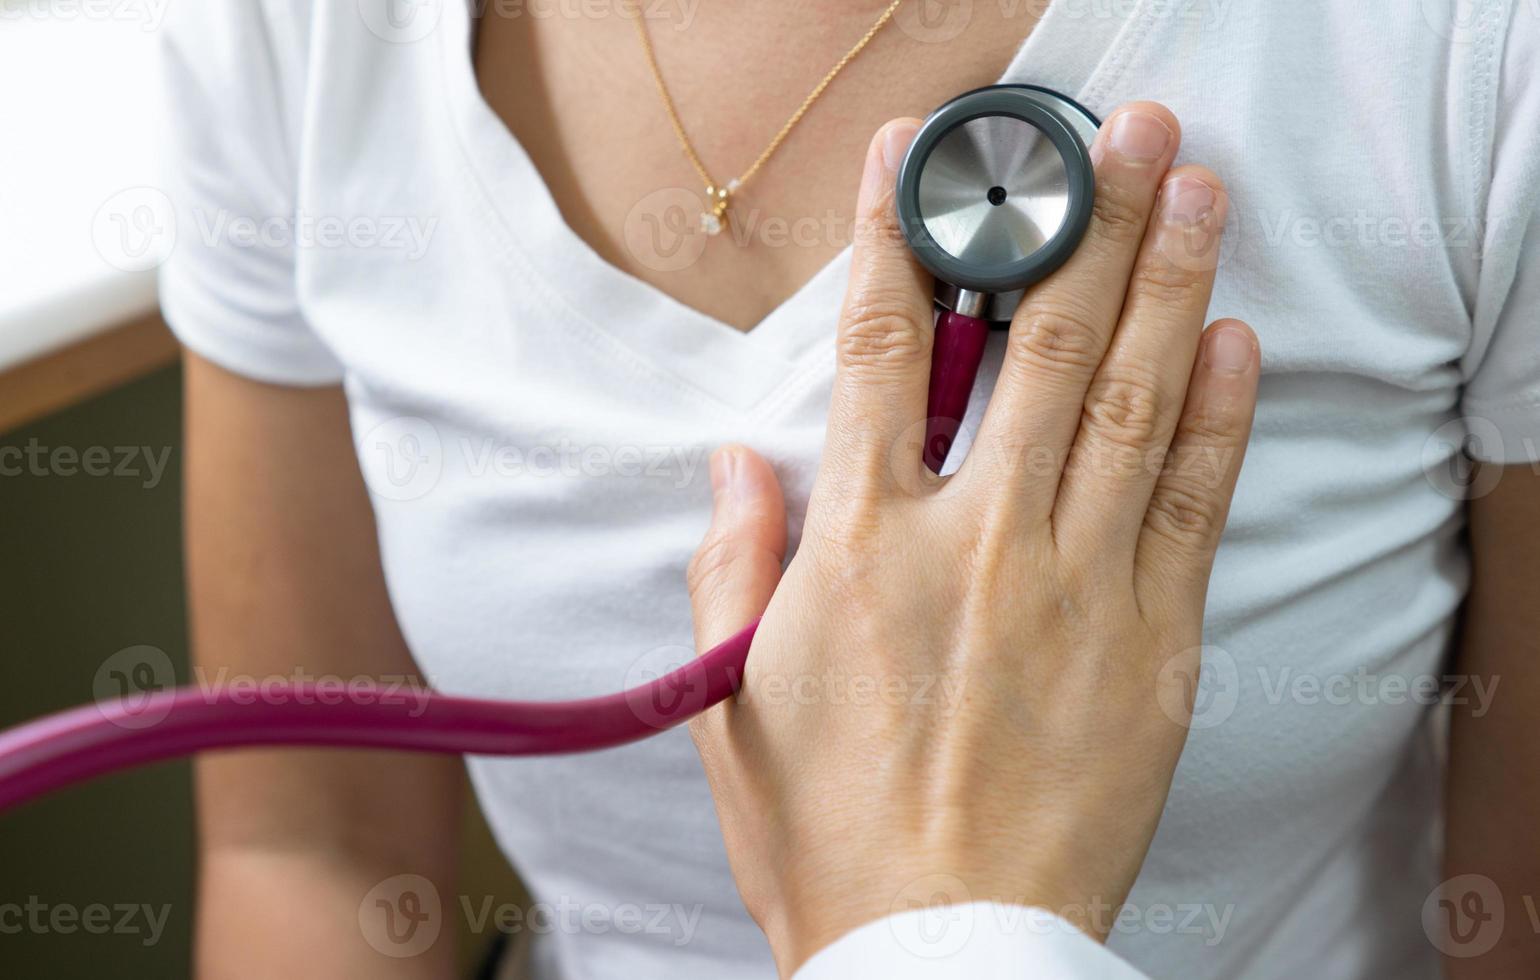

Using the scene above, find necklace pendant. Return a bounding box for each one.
[701,183,732,237]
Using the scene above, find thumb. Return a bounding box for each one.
[686,445,788,652]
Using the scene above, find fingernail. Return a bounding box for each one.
[1203,325,1255,375]
[1161,175,1220,226]
[1107,110,1173,164]
[710,448,737,497]
[710,448,745,508]
[858,121,918,215]
[882,120,919,172]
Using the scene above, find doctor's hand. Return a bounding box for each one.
[686,105,1257,976]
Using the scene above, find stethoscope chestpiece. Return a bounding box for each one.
[896,84,1100,322]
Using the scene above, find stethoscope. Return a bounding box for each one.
[0,85,1098,812]
[901,84,1099,470]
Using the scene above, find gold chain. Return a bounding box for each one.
[630,0,906,234]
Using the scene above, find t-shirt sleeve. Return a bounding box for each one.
[1461,8,1540,464]
[156,0,344,386]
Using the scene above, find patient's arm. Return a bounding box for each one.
[184,352,463,979]
[1444,464,1540,977]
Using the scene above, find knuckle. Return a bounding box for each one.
[854,183,902,234]
[1127,255,1207,306]
[1006,307,1105,374]
[1129,257,1209,308]
[838,298,929,371]
[1176,403,1246,447]
[1090,180,1153,241]
[1084,371,1166,450]
[1144,481,1222,543]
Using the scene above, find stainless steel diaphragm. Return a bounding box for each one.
[896,85,1100,321]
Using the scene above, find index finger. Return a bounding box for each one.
[819,118,934,490]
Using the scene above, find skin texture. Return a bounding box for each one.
[474,0,1044,331]
[184,358,462,979]
[1444,465,1540,977]
[684,109,1261,975]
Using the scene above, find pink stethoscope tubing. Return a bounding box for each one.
[924,311,991,472]
[0,621,756,811]
[0,330,984,813]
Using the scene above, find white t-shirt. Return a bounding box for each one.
[159,1,1540,978]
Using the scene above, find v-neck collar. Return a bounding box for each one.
[436,0,1150,412]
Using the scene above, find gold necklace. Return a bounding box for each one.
[631,0,906,236]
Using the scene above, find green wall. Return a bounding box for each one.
[0,367,191,975]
